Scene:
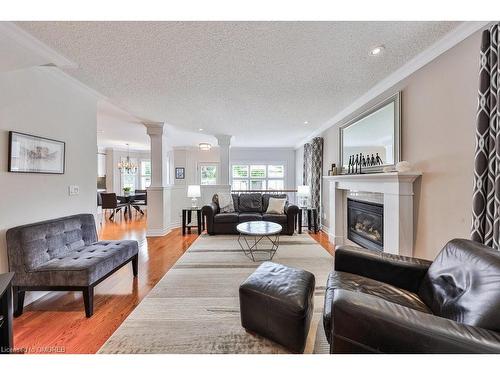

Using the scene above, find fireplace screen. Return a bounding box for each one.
[347,198,383,250]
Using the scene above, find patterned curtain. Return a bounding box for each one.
[471,24,500,249]
[303,137,323,210]
[303,143,312,188]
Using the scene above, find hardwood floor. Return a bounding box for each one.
[12,215,333,354]
[310,230,335,255]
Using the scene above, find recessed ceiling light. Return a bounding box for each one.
[198,128,203,131]
[304,121,309,125]
[370,45,385,56]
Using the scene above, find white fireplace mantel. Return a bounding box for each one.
[323,171,422,256]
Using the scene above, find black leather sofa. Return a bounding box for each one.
[202,193,298,235]
[323,238,500,353]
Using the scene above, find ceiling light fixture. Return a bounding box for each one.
[198,128,204,131]
[370,45,385,56]
[117,144,138,174]
[304,121,309,125]
[199,142,211,151]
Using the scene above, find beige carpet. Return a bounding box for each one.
[99,233,333,354]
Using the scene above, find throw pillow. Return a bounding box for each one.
[266,197,287,214]
[217,192,235,213]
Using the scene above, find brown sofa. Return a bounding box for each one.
[202,193,298,235]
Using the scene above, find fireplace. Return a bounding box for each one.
[347,198,383,250]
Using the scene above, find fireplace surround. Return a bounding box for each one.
[347,198,383,250]
[323,172,421,256]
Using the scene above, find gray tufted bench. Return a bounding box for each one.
[6,214,139,317]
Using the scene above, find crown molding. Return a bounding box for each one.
[0,22,77,69]
[295,21,492,149]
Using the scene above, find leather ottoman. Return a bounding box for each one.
[239,261,315,353]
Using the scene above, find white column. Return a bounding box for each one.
[145,122,172,236]
[215,134,232,185]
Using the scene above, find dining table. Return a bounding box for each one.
[117,194,146,220]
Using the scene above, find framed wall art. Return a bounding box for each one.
[175,167,185,179]
[8,131,65,174]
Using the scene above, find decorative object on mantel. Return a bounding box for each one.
[346,152,383,174]
[175,167,185,179]
[395,161,412,173]
[8,131,65,174]
[117,144,138,174]
[327,163,338,176]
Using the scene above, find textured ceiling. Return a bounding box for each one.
[18,21,460,147]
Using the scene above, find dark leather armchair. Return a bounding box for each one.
[323,239,500,353]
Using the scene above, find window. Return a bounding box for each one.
[122,174,136,190]
[200,165,217,185]
[267,179,284,190]
[120,157,151,191]
[140,160,151,189]
[232,164,285,191]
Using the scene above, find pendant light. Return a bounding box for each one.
[117,144,138,174]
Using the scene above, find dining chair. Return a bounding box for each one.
[132,190,147,216]
[100,193,127,220]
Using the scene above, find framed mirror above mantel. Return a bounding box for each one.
[339,92,401,174]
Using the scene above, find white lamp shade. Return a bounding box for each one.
[297,185,311,196]
[187,185,201,198]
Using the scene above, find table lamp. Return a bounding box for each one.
[297,185,311,208]
[187,185,201,208]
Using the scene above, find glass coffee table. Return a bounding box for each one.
[237,221,282,262]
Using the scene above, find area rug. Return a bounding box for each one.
[98,233,333,354]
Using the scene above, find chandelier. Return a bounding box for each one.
[118,144,138,174]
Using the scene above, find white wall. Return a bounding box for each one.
[300,30,482,260]
[0,67,98,301]
[172,146,221,186]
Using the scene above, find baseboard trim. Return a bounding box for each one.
[146,228,171,237]
[146,221,182,237]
